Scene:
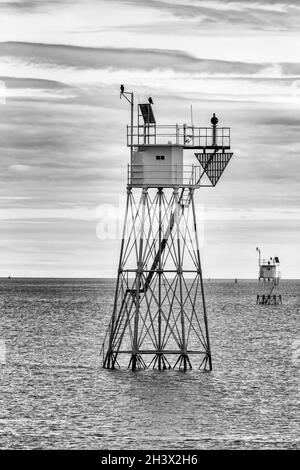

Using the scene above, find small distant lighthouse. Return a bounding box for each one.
[256,247,282,305]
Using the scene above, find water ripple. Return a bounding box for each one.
[0,278,299,449]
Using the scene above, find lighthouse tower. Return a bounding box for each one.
[256,247,282,305]
[100,87,234,371]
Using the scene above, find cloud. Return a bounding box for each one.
[106,0,300,32]
[0,0,76,12]
[5,42,300,109]
[0,76,70,89]
[0,75,75,103]
[2,41,300,82]
[0,41,263,75]
[9,164,30,172]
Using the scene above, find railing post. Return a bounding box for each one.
[130,92,134,164]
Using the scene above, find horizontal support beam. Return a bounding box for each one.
[128,184,201,189]
[127,184,213,189]
[120,269,201,273]
[112,350,208,355]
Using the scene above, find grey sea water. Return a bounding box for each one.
[0,278,299,450]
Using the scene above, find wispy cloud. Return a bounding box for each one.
[106,0,300,32]
[1,76,71,89]
[2,41,300,79]
[0,41,265,74]
[1,42,300,113]
[0,0,76,12]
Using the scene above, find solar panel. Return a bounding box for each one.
[139,104,156,124]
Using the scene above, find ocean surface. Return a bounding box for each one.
[0,278,299,450]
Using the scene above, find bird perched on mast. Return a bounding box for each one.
[148,96,154,105]
[120,84,125,98]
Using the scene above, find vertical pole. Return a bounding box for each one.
[191,189,212,370]
[132,188,147,371]
[212,123,216,146]
[147,107,150,144]
[121,90,134,175]
[211,113,218,147]
[130,92,134,166]
[257,247,261,281]
[174,188,187,371]
[158,188,163,370]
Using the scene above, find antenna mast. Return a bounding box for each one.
[120,85,134,164]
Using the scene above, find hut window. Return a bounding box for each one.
[156,155,165,160]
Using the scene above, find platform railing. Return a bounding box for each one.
[127,164,203,187]
[127,125,230,148]
[259,259,279,266]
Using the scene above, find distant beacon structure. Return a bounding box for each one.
[100,86,234,371]
[256,247,282,305]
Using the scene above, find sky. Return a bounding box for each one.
[0,0,300,278]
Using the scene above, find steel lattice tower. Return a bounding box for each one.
[256,247,282,305]
[101,88,234,371]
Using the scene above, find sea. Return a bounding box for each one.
[0,278,299,450]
